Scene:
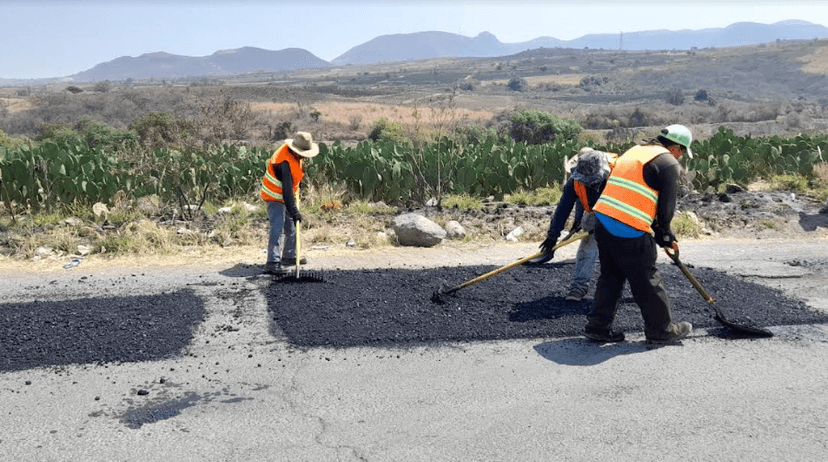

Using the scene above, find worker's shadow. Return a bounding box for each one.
[508,296,589,322]
[533,338,662,366]
[798,210,828,231]
[219,262,268,279]
[508,295,635,323]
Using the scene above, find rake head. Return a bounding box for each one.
[431,281,458,304]
[272,271,325,283]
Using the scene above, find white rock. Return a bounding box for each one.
[445,220,466,239]
[506,226,524,242]
[34,246,53,257]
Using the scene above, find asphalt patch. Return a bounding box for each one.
[0,290,204,373]
[268,262,828,348]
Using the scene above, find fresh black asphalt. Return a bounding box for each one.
[268,262,828,348]
[2,263,827,373]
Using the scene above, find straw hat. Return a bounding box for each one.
[286,131,319,158]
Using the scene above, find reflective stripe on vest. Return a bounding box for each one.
[592,145,665,233]
[260,143,304,202]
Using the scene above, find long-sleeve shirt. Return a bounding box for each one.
[547,176,606,241]
[273,160,301,218]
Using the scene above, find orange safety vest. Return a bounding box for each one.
[260,144,304,202]
[593,145,665,233]
[573,152,617,213]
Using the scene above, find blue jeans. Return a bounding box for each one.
[570,233,598,291]
[267,202,296,264]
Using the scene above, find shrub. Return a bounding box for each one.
[770,174,809,192]
[128,111,196,148]
[454,125,501,145]
[0,129,31,151]
[694,89,709,102]
[666,87,685,106]
[628,107,652,127]
[94,81,113,93]
[507,77,529,92]
[508,109,582,144]
[458,79,479,91]
[442,194,482,210]
[368,117,409,143]
[348,115,362,130]
[35,117,138,150]
[672,212,702,238]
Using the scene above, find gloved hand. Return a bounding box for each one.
[654,227,676,248]
[293,212,304,223]
[539,235,558,257]
[568,220,582,236]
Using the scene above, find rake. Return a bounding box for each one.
[273,215,324,283]
[432,230,588,303]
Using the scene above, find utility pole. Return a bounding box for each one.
[620,31,623,51]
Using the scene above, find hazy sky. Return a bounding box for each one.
[3,0,828,79]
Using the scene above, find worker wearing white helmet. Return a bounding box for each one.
[584,124,694,344]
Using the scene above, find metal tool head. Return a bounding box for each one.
[272,271,325,283]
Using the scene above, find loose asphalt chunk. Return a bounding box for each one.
[268,262,828,348]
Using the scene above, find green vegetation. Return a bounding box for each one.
[672,212,703,239]
[506,186,562,206]
[368,117,409,144]
[507,109,582,145]
[2,114,828,259]
[443,194,483,210]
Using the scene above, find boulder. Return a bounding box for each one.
[393,213,446,247]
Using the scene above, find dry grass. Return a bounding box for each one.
[799,44,828,74]
[250,100,494,134]
[0,97,33,114]
[490,74,585,88]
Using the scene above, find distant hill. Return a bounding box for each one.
[332,20,828,65]
[36,19,828,83]
[331,31,524,65]
[69,47,330,82]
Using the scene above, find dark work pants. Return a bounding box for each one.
[586,222,673,340]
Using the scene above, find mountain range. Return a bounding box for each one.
[36,20,828,82]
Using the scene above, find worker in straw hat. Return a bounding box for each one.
[260,131,319,275]
[585,124,695,344]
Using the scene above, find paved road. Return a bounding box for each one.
[1,237,827,461]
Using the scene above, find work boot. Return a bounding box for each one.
[281,257,308,266]
[583,327,625,343]
[262,261,282,275]
[565,286,587,302]
[647,321,693,344]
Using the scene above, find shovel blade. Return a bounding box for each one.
[710,304,774,338]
